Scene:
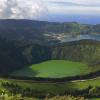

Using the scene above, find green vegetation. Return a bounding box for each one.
[0,20,100,40]
[71,78,100,90]
[0,37,99,74]
[89,98,100,100]
[51,40,100,65]
[12,60,92,78]
[0,20,99,99]
[0,78,100,99]
[0,20,99,74]
[0,78,100,94]
[45,96,86,100]
[0,83,87,100]
[0,94,86,100]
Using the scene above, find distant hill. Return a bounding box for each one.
[0,19,100,45]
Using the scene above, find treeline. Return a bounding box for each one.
[1,82,100,99]
[1,82,47,98]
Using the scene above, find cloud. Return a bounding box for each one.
[46,0,100,6]
[0,0,100,21]
[49,6,100,16]
[44,0,100,16]
[69,0,100,5]
[48,1,100,7]
[0,0,47,19]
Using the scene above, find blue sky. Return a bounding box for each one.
[0,0,100,24]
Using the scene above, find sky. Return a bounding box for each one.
[0,0,100,24]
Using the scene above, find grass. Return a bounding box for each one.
[0,78,100,94]
[0,78,73,94]
[12,60,93,78]
[71,78,100,90]
[9,60,100,98]
[89,98,100,100]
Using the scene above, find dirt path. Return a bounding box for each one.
[71,77,100,82]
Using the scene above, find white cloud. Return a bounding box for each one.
[0,0,47,19]
[69,0,100,5]
[44,0,100,16]
[49,6,100,16]
[46,0,100,6]
[0,0,100,20]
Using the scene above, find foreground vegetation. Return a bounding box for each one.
[0,95,86,100]
[0,78,100,99]
[0,79,85,100]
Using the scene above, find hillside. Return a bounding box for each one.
[0,37,28,73]
[0,20,99,100]
[0,19,100,45]
[0,37,99,74]
[51,40,100,65]
[0,19,99,74]
[22,40,100,66]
